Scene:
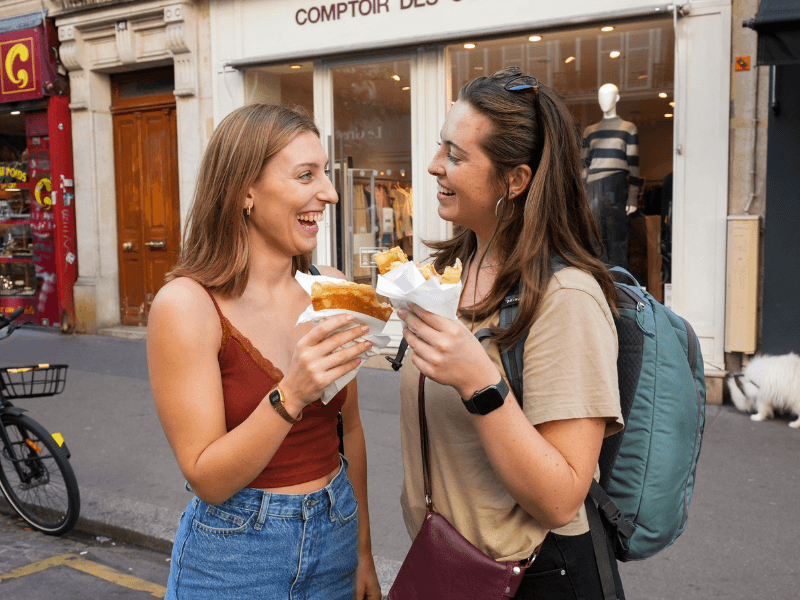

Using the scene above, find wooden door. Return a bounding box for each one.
[113,104,179,326]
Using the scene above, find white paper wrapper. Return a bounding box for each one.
[295,271,391,403]
[374,260,463,321]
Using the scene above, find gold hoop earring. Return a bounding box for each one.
[246,206,251,217]
[495,194,516,221]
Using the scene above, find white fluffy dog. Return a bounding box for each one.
[726,353,800,429]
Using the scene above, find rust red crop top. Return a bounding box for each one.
[204,288,347,488]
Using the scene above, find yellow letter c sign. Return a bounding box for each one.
[5,43,30,89]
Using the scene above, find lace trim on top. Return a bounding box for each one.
[202,287,283,382]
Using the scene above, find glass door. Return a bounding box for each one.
[328,58,414,285]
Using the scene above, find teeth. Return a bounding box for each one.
[298,212,323,222]
[438,184,455,195]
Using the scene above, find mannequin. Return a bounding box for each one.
[582,83,642,269]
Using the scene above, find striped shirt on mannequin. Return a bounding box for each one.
[582,116,642,209]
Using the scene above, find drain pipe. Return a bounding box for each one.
[743,64,760,214]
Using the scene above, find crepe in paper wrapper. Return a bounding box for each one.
[295,271,391,403]
[374,258,463,321]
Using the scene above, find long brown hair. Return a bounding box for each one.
[428,68,617,348]
[167,103,317,296]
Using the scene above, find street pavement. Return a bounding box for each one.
[0,513,170,598]
[1,326,798,598]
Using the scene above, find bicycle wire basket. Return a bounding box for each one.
[0,364,69,398]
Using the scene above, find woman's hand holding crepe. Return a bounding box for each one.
[280,314,372,415]
[396,303,501,400]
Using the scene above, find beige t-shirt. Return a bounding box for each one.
[400,267,624,562]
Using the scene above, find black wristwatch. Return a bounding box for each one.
[462,378,510,415]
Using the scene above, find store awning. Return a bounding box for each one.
[744,0,800,65]
[0,11,44,35]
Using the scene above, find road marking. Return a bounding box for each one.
[0,553,166,597]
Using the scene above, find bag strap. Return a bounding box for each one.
[418,374,433,508]
[585,493,619,600]
[308,264,321,276]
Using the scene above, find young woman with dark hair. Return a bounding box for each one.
[396,68,626,598]
[148,103,381,600]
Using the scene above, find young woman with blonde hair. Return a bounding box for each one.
[148,103,381,600]
[396,68,626,598]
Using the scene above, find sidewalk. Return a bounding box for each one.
[3,327,798,598]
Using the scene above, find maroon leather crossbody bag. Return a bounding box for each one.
[388,374,540,600]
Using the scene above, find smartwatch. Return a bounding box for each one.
[268,387,303,424]
[461,378,510,415]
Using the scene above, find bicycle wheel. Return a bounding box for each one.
[0,413,80,535]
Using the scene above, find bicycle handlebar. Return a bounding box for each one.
[0,307,26,337]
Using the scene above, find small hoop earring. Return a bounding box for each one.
[246,206,251,217]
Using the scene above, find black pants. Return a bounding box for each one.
[513,531,625,599]
[586,172,630,270]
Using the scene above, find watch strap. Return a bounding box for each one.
[269,387,303,424]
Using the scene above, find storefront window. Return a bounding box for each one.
[0,111,36,302]
[244,62,314,117]
[332,59,412,285]
[448,19,674,302]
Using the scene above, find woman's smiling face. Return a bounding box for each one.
[428,100,501,238]
[246,131,338,257]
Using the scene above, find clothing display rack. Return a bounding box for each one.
[346,169,412,286]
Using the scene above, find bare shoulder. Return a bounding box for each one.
[315,265,347,280]
[148,277,220,347]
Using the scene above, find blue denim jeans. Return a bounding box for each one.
[166,456,358,600]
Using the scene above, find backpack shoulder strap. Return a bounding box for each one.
[473,282,526,407]
[499,284,526,406]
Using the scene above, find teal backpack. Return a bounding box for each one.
[479,264,706,599]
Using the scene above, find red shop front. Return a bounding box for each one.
[0,12,76,329]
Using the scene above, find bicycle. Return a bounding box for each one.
[0,306,80,535]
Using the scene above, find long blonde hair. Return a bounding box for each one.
[167,103,318,296]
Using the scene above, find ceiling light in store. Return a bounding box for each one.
[464,43,476,49]
[669,101,676,107]
[601,26,615,32]
[529,35,542,42]
[9,111,20,115]
[664,113,673,118]
[638,75,648,79]
[290,64,302,69]
[4,188,20,192]
[659,92,668,98]
[609,51,621,58]
[565,56,575,64]
[402,86,410,91]
[474,66,483,70]
[392,75,400,81]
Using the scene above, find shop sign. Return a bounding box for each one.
[0,164,27,187]
[0,26,58,103]
[232,0,673,62]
